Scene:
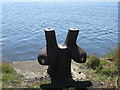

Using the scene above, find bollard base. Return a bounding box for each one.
[40,80,92,89]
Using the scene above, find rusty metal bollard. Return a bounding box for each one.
[38,28,87,84]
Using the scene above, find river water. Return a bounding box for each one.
[2,2,118,62]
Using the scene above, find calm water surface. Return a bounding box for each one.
[2,2,118,62]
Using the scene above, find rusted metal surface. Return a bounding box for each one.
[38,28,87,83]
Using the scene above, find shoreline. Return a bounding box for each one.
[2,50,118,88]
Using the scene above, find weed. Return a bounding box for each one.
[104,48,119,65]
[2,64,15,74]
[2,64,22,88]
[87,55,100,69]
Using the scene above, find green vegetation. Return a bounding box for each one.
[33,77,51,88]
[104,48,119,65]
[2,64,15,74]
[0,61,2,89]
[86,55,100,69]
[87,48,119,88]
[2,63,50,88]
[2,64,22,88]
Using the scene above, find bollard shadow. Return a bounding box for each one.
[40,80,92,90]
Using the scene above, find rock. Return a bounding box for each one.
[11,59,103,88]
[71,60,86,80]
[11,60,49,81]
[11,60,88,82]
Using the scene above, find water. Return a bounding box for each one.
[2,2,118,62]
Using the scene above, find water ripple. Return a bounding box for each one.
[2,2,118,61]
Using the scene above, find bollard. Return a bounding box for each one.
[38,28,87,85]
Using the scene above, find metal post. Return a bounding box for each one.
[38,28,87,85]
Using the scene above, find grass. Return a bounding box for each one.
[2,64,15,74]
[2,63,50,88]
[0,61,2,89]
[33,77,51,88]
[86,55,100,69]
[87,48,119,88]
[104,48,119,65]
[2,64,22,88]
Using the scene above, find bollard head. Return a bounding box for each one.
[64,28,79,46]
[44,28,58,48]
[44,28,54,31]
[69,28,79,31]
